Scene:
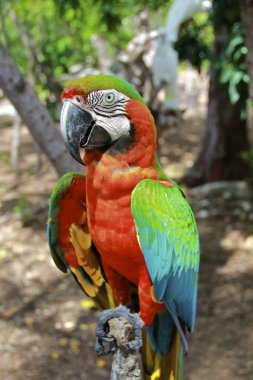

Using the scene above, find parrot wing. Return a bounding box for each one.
[47,172,116,310]
[131,179,200,333]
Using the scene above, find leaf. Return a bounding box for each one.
[242,73,250,83]
[232,71,244,85]
[226,35,243,55]
[220,66,232,84]
[227,71,245,104]
[228,80,240,104]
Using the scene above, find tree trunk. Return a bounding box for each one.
[182,26,250,187]
[240,0,253,98]
[0,44,80,176]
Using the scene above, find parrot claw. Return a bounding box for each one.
[95,305,143,355]
[95,336,117,356]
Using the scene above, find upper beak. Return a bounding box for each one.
[60,100,112,165]
[60,101,92,165]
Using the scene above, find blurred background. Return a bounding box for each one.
[0,0,253,379]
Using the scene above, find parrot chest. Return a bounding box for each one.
[85,163,154,284]
[87,192,143,284]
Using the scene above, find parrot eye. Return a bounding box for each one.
[104,91,116,104]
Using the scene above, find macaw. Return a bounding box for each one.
[47,74,200,380]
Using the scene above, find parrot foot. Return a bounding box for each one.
[95,305,144,355]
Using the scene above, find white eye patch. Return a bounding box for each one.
[79,89,131,142]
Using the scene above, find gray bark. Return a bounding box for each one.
[109,317,143,380]
[0,44,80,176]
[95,306,144,380]
[10,114,21,173]
[240,0,253,98]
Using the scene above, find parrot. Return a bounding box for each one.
[47,74,200,380]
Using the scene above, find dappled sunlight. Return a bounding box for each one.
[218,230,253,275]
[187,354,243,380]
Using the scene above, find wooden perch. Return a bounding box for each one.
[109,316,143,380]
[95,305,144,380]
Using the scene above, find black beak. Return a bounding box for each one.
[60,101,112,165]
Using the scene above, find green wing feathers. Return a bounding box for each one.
[131,179,200,333]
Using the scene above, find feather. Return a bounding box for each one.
[47,172,116,310]
[131,179,200,350]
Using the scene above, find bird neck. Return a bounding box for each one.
[122,98,157,168]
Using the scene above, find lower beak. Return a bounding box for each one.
[60,101,112,165]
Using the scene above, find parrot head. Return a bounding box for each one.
[60,74,156,165]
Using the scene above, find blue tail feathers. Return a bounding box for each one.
[146,311,175,355]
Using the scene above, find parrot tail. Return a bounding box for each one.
[142,329,183,380]
[141,311,183,380]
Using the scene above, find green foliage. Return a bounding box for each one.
[207,0,249,115]
[176,0,250,115]
[217,23,249,108]
[0,0,172,117]
[0,1,126,115]
[0,0,250,119]
[175,13,213,71]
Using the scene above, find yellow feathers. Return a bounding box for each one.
[70,224,104,287]
[71,267,98,298]
[141,330,182,380]
[68,223,117,311]
[150,286,163,304]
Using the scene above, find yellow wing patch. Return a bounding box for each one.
[71,267,98,297]
[70,224,104,287]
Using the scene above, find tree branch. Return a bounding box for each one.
[0,44,80,176]
[109,317,143,380]
[95,306,144,380]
